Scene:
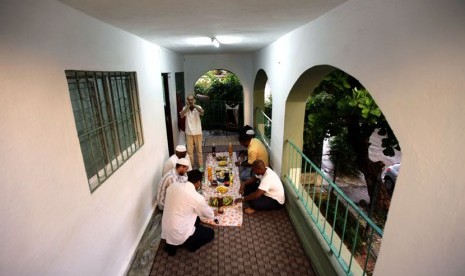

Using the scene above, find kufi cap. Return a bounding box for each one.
[175,145,187,152]
[176,158,190,167]
[246,129,255,135]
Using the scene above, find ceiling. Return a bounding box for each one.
[58,0,346,55]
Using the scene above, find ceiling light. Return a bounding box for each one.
[211,37,220,48]
[216,35,243,44]
[185,37,212,46]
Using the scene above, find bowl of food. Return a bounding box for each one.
[216,170,225,182]
[216,186,228,194]
[209,196,234,207]
[216,156,228,162]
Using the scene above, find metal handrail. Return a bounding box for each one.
[285,139,383,276]
[254,107,272,149]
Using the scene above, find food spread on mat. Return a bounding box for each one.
[216,186,228,194]
[209,196,234,207]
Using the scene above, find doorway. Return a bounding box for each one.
[162,73,174,156]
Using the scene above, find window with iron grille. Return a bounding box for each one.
[66,70,144,192]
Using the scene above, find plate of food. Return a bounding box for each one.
[216,170,225,181]
[209,196,234,207]
[216,156,228,161]
[216,186,228,194]
[218,160,227,166]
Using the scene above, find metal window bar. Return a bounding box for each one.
[66,70,144,192]
[121,75,136,155]
[73,74,100,180]
[111,73,126,161]
[284,139,383,276]
[98,74,119,175]
[87,72,110,184]
[130,72,144,147]
[106,73,123,168]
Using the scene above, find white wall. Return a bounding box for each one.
[159,48,185,148]
[184,54,254,125]
[253,0,465,275]
[0,0,168,275]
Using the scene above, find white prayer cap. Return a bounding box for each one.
[246,129,255,135]
[176,158,190,167]
[175,145,187,152]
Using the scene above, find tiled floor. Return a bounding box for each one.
[127,131,317,276]
[150,208,316,276]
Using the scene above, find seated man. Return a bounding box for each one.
[235,133,269,182]
[156,158,190,210]
[161,170,216,256]
[163,145,192,175]
[235,160,285,214]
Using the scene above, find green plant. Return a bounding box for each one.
[304,69,401,214]
[194,70,244,130]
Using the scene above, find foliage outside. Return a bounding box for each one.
[264,94,272,118]
[194,70,244,130]
[304,69,401,218]
[195,70,243,103]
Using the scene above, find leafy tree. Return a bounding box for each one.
[304,69,401,214]
[264,94,272,118]
[194,70,244,130]
[195,70,242,103]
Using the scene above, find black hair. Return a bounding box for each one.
[239,125,253,137]
[187,169,203,183]
[239,133,252,142]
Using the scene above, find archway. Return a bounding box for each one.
[253,69,272,147]
[283,65,402,274]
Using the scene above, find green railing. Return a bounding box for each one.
[254,107,272,150]
[285,140,383,276]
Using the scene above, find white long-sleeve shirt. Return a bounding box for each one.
[161,182,214,245]
[162,153,192,175]
[156,169,188,210]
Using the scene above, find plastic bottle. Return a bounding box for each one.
[228,142,233,157]
[207,165,212,181]
[212,143,216,158]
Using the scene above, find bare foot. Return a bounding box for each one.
[244,208,255,214]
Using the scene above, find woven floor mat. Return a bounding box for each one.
[150,208,316,275]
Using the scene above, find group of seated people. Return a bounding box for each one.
[156,127,285,256]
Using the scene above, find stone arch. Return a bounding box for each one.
[253,69,268,119]
[283,64,335,165]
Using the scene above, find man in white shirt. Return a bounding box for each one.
[163,145,192,175]
[235,160,285,214]
[156,158,190,210]
[162,170,216,256]
[179,94,204,167]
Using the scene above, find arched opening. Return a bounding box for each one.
[193,69,244,133]
[283,65,402,275]
[253,69,272,148]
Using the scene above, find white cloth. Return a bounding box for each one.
[163,154,192,175]
[156,169,188,210]
[161,182,214,245]
[257,167,285,204]
[182,108,203,135]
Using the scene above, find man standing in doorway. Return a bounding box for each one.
[180,94,204,167]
